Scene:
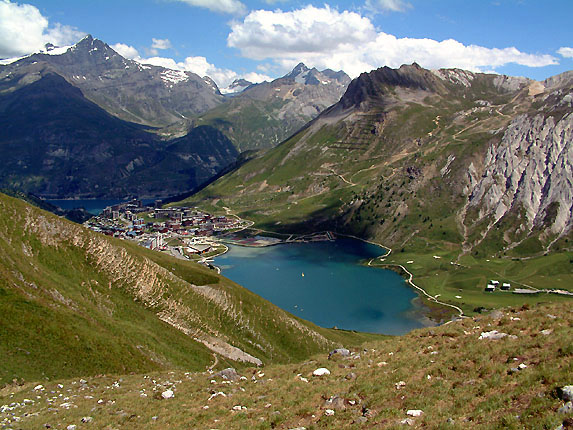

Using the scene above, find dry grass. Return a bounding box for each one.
[2,302,571,429]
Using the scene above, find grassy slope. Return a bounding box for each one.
[0,193,378,385]
[179,73,573,315]
[3,301,571,429]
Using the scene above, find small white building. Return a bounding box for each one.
[485,284,496,292]
[501,283,511,290]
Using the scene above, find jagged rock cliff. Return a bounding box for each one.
[465,112,573,240]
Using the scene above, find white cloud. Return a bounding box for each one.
[151,38,172,50]
[173,0,246,15]
[228,5,376,60]
[111,43,139,59]
[139,55,270,88]
[557,47,573,58]
[366,0,412,13]
[227,5,559,78]
[0,0,84,58]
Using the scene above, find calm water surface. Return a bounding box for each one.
[215,238,427,334]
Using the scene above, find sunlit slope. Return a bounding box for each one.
[0,193,377,384]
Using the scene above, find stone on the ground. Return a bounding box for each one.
[33,385,44,391]
[479,330,516,340]
[559,386,573,402]
[345,372,357,380]
[400,418,415,425]
[489,310,504,320]
[406,409,423,417]
[329,348,350,359]
[81,416,93,423]
[558,402,572,414]
[324,409,335,416]
[161,389,174,399]
[216,368,240,381]
[324,396,346,410]
[313,368,330,376]
[66,425,76,430]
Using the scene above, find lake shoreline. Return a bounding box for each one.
[215,228,462,327]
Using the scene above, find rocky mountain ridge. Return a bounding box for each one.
[0,35,224,127]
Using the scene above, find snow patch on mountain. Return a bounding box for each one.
[160,69,189,85]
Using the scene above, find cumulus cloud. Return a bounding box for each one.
[228,5,558,77]
[366,0,412,13]
[173,0,246,15]
[0,0,84,58]
[557,47,573,58]
[111,43,140,59]
[151,38,172,50]
[139,55,270,89]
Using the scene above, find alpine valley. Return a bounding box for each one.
[0,29,572,430]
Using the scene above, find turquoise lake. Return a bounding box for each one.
[214,238,428,335]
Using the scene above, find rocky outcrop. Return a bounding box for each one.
[464,111,573,239]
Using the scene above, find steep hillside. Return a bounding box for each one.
[2,301,571,429]
[185,65,573,253]
[0,35,223,127]
[0,74,238,198]
[196,63,350,151]
[182,64,573,311]
[0,193,375,384]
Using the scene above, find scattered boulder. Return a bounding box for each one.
[313,368,331,376]
[489,310,504,320]
[216,368,240,381]
[161,389,174,399]
[400,418,415,425]
[324,396,346,410]
[81,416,93,423]
[345,372,357,380]
[558,402,572,414]
[66,426,76,430]
[479,330,517,340]
[324,409,335,416]
[559,386,573,402]
[406,409,423,417]
[329,348,350,359]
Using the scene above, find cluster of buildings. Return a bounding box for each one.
[85,200,244,256]
[485,280,511,292]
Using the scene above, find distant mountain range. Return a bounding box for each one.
[0,36,352,198]
[0,35,223,127]
[184,64,573,257]
[196,63,351,151]
[0,72,237,198]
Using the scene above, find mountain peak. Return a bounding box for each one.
[285,62,310,78]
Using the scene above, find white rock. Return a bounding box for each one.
[406,409,423,417]
[312,368,330,376]
[66,425,76,430]
[400,418,415,425]
[324,409,335,416]
[161,389,174,399]
[33,385,44,391]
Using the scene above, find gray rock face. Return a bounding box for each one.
[465,111,573,238]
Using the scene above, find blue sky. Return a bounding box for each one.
[1,0,572,88]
